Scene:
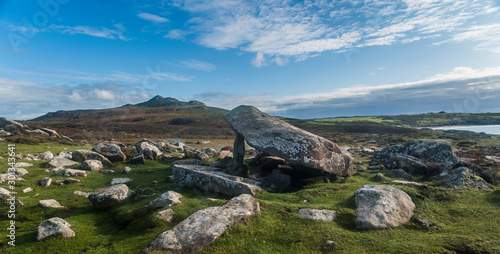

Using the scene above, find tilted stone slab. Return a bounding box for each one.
[172,164,263,197]
[224,105,354,176]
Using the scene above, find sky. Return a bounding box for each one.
[0,0,500,120]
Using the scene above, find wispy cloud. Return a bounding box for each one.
[179,59,216,71]
[138,13,169,24]
[171,0,499,66]
[50,24,130,40]
[445,23,500,53]
[195,66,500,118]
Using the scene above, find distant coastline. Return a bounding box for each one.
[426,125,500,135]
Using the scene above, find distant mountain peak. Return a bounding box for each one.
[135,95,205,107]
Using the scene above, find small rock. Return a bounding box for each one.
[15,162,33,167]
[152,180,158,185]
[298,208,337,221]
[100,170,114,174]
[111,178,132,185]
[81,160,104,171]
[37,217,75,241]
[40,177,52,187]
[11,168,29,177]
[374,173,384,180]
[39,199,64,209]
[22,187,33,193]
[121,166,132,174]
[73,191,90,198]
[411,217,436,229]
[56,178,80,185]
[156,208,175,222]
[36,151,54,161]
[146,191,183,210]
[56,169,87,177]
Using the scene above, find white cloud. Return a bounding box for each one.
[171,0,499,66]
[138,13,169,23]
[197,66,500,117]
[179,59,216,71]
[447,23,500,53]
[50,24,130,40]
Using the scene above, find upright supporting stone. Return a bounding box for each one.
[233,133,245,165]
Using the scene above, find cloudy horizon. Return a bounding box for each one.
[1,0,499,120]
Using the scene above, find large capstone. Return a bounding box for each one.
[88,184,131,209]
[224,105,354,176]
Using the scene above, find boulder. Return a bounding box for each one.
[92,142,126,162]
[156,208,175,222]
[111,178,131,185]
[47,157,79,169]
[355,185,415,230]
[385,169,414,181]
[0,117,28,133]
[56,178,80,185]
[10,168,28,177]
[40,177,52,187]
[40,128,60,138]
[36,151,54,161]
[173,164,263,197]
[39,199,64,209]
[297,208,337,221]
[184,147,210,163]
[56,151,73,159]
[81,160,104,171]
[135,139,163,160]
[0,129,12,137]
[128,153,145,165]
[224,106,354,176]
[88,184,131,209]
[146,191,183,210]
[144,194,260,253]
[37,217,75,241]
[121,166,132,174]
[31,129,50,136]
[56,169,88,177]
[72,150,112,167]
[162,153,183,163]
[433,167,493,190]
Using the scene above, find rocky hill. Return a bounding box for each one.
[25,95,232,142]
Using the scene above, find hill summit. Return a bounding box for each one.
[135,95,206,107]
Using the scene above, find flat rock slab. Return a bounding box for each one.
[298,208,337,221]
[56,169,88,177]
[144,194,260,253]
[146,191,182,210]
[355,185,415,230]
[47,157,79,169]
[173,164,263,197]
[39,199,64,209]
[224,106,354,176]
[15,162,33,167]
[37,217,75,241]
[88,184,131,209]
[111,178,132,185]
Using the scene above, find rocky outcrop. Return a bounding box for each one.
[224,106,354,176]
[72,150,112,167]
[92,142,127,162]
[0,117,29,134]
[146,191,182,210]
[144,194,260,253]
[297,209,337,221]
[37,217,75,241]
[355,185,415,230]
[433,167,493,190]
[88,184,131,209]
[173,164,263,197]
[81,160,104,171]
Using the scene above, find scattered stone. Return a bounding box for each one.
[151,180,158,184]
[135,139,163,160]
[36,151,54,161]
[173,164,263,197]
[411,217,436,229]
[128,153,145,165]
[40,177,52,187]
[23,187,33,193]
[146,191,182,210]
[72,149,112,166]
[433,167,493,190]
[162,153,183,163]
[0,129,12,136]
[156,208,175,222]
[39,199,64,209]
[11,168,28,177]
[73,191,90,198]
[88,184,131,209]
[111,178,132,185]
[47,157,78,169]
[15,162,33,167]
[355,185,415,230]
[43,169,50,173]
[297,208,337,221]
[37,217,75,241]
[0,173,25,183]
[121,166,132,174]
[92,142,127,162]
[100,169,114,174]
[224,106,355,176]
[185,147,210,163]
[56,178,80,185]
[374,173,384,180]
[385,169,414,181]
[81,160,104,171]
[56,151,73,159]
[56,169,88,177]
[144,194,260,253]
[1,187,23,206]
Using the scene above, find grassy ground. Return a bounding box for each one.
[0,140,499,254]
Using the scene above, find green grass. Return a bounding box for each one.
[1,141,499,253]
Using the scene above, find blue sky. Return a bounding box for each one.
[1,0,500,120]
